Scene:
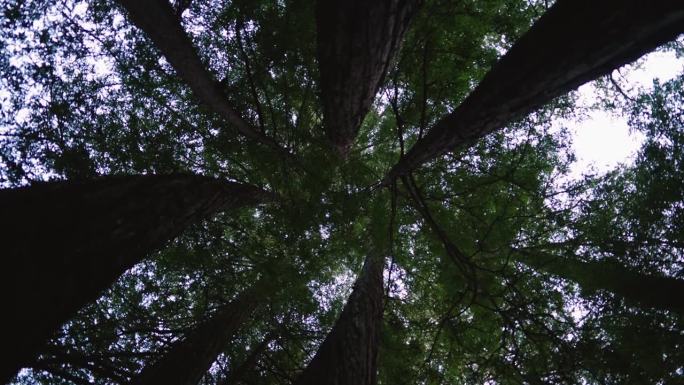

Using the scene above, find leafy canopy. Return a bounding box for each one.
[1,0,683,384]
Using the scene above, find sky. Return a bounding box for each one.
[1,4,681,186]
[565,49,684,179]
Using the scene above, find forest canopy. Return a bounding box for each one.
[1,0,684,384]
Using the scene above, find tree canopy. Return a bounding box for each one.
[1,0,683,384]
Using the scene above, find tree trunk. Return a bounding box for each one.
[129,284,264,385]
[316,0,421,157]
[0,174,270,383]
[115,0,283,152]
[293,254,385,385]
[218,333,275,385]
[387,0,684,179]
[513,249,684,316]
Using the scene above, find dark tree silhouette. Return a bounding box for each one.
[293,254,385,385]
[388,0,684,179]
[316,0,422,156]
[115,0,284,152]
[513,248,684,316]
[129,283,265,385]
[0,174,271,383]
[2,0,684,383]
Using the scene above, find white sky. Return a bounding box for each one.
[565,50,684,178]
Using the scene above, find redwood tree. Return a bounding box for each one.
[128,283,266,385]
[293,254,385,385]
[1,0,684,384]
[513,249,684,316]
[387,0,684,179]
[316,0,422,156]
[0,174,271,383]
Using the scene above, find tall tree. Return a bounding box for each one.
[0,174,271,383]
[115,0,285,153]
[316,0,421,156]
[128,283,266,385]
[293,254,385,385]
[217,333,276,385]
[387,0,684,179]
[2,0,684,384]
[513,248,684,316]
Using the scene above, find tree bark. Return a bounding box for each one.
[316,0,421,157]
[293,254,385,385]
[128,284,264,385]
[0,174,271,383]
[387,0,684,179]
[115,0,284,152]
[513,249,684,316]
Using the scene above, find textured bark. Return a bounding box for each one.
[387,0,684,179]
[0,174,271,383]
[116,0,283,151]
[514,249,684,316]
[316,0,421,157]
[128,285,264,385]
[293,254,385,385]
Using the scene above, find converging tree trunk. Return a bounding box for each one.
[128,284,265,385]
[387,0,684,179]
[218,333,276,385]
[316,0,421,157]
[293,254,385,385]
[0,174,271,383]
[115,0,283,152]
[513,249,684,316]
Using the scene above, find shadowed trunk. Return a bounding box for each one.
[316,0,421,157]
[293,254,385,385]
[514,249,684,316]
[387,0,684,179]
[32,344,135,384]
[116,0,283,152]
[218,333,275,385]
[0,174,271,383]
[129,284,265,385]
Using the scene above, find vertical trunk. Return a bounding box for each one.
[293,254,385,385]
[387,0,684,179]
[0,174,270,383]
[316,0,421,157]
[129,285,264,385]
[514,249,684,316]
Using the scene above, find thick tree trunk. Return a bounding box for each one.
[514,249,684,316]
[128,284,264,385]
[387,0,684,179]
[116,0,283,152]
[0,174,270,383]
[293,254,385,385]
[316,0,421,157]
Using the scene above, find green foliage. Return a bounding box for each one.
[1,0,682,384]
